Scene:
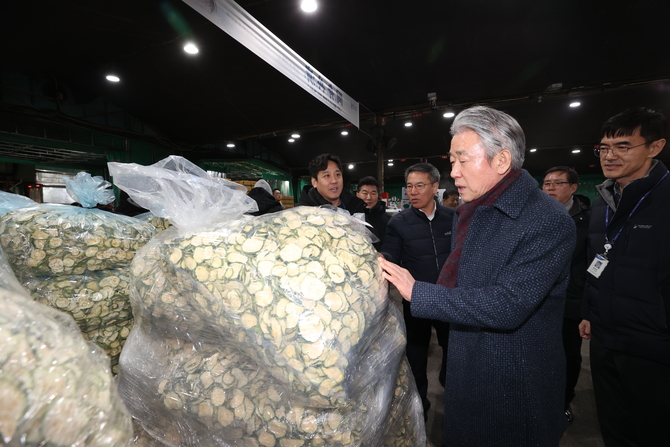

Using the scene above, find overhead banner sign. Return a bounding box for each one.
[183,0,359,128]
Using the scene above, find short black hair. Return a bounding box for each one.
[404,162,440,184]
[543,166,579,185]
[357,176,378,191]
[601,107,668,144]
[272,188,281,194]
[443,189,458,200]
[308,153,342,179]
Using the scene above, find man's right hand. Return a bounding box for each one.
[578,319,591,339]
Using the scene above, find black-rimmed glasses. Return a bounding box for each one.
[593,142,646,157]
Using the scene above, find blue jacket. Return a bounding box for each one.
[381,199,453,283]
[411,170,574,447]
[582,160,670,365]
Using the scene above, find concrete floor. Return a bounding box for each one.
[389,287,605,447]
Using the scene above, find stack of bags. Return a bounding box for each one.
[0,173,156,372]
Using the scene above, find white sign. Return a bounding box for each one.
[183,0,359,128]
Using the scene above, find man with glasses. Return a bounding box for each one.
[356,176,390,250]
[542,166,590,424]
[580,107,670,446]
[381,162,454,420]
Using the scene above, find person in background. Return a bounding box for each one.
[579,107,670,446]
[297,153,366,214]
[442,189,459,208]
[380,106,574,446]
[247,179,284,216]
[381,162,453,419]
[356,176,390,250]
[272,188,285,209]
[542,165,590,424]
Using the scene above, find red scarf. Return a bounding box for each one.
[437,169,522,288]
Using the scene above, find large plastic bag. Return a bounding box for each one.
[64,171,115,208]
[0,245,133,447]
[0,190,35,217]
[0,194,156,373]
[108,155,258,233]
[110,156,426,447]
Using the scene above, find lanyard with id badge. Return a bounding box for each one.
[588,171,669,278]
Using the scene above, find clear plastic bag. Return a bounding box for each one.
[0,190,35,217]
[64,171,115,208]
[108,155,258,233]
[117,205,426,446]
[0,245,133,446]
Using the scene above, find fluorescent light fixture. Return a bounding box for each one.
[443,112,455,118]
[184,43,199,54]
[572,149,581,153]
[530,148,537,153]
[291,133,300,138]
[288,138,295,143]
[105,75,120,82]
[388,162,394,166]
[569,101,581,108]
[301,0,317,12]
[348,164,354,169]
[226,142,235,148]
[341,131,348,136]
[404,122,412,127]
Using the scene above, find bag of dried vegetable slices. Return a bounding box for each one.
[0,172,156,373]
[0,244,133,447]
[109,156,426,447]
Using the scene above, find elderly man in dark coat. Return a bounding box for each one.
[380,105,575,447]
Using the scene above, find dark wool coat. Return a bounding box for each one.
[411,170,574,447]
[582,160,670,365]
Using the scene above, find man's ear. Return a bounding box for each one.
[649,138,666,158]
[311,177,318,188]
[495,149,513,174]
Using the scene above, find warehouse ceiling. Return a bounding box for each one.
[2,0,670,182]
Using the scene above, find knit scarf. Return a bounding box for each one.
[437,169,522,288]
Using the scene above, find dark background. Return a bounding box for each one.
[2,0,670,184]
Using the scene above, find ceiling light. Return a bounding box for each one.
[530,148,537,153]
[301,0,317,13]
[105,74,120,82]
[572,149,581,153]
[341,131,348,136]
[348,164,354,169]
[388,162,394,166]
[288,138,295,143]
[569,101,581,108]
[443,112,455,118]
[226,142,235,148]
[404,122,412,127]
[184,43,199,54]
[291,133,300,138]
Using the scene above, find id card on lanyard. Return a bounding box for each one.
[588,171,669,278]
